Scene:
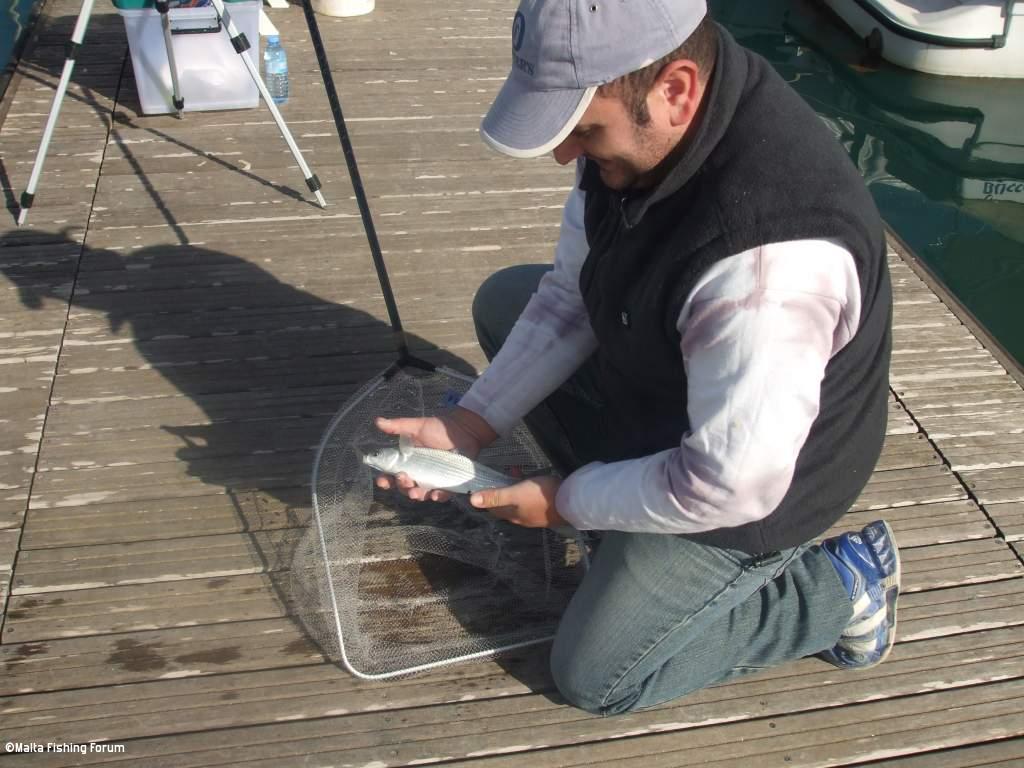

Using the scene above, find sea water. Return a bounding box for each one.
[713,0,1024,367]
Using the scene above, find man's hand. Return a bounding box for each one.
[470,475,568,529]
[374,407,498,502]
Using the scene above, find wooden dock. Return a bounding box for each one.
[2,0,1023,764]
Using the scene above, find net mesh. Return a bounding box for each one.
[291,366,587,678]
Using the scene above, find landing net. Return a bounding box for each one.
[291,366,587,679]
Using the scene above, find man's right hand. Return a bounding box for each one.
[373,407,498,502]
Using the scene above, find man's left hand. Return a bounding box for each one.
[470,475,568,528]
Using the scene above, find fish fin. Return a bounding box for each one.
[398,434,415,458]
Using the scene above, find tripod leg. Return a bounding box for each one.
[17,0,97,226]
[208,0,326,208]
[156,0,185,118]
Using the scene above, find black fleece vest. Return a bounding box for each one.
[578,26,892,554]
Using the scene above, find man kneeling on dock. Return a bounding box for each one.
[374,0,901,714]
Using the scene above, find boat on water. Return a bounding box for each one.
[711,0,1024,364]
[774,1,1024,237]
[817,0,1024,78]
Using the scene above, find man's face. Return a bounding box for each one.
[552,92,677,191]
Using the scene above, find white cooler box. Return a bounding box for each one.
[118,1,261,114]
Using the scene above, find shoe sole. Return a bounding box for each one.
[861,519,901,669]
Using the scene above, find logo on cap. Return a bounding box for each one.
[512,11,526,52]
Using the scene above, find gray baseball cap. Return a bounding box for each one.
[481,0,708,158]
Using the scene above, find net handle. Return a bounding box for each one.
[300,0,421,365]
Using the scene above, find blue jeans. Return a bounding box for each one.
[473,265,852,715]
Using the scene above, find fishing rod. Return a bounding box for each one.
[298,0,432,374]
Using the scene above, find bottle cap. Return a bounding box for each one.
[267,35,280,45]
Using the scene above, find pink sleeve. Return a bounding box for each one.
[460,166,598,435]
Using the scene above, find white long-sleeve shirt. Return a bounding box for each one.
[459,179,861,535]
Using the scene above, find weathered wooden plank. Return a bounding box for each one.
[937,433,1024,447]
[890,359,1004,377]
[81,213,559,252]
[962,468,1024,505]
[38,351,472,413]
[0,496,27,531]
[2,574,288,642]
[936,442,1024,465]
[890,316,963,332]
[0,650,546,746]
[3,626,1022,763]
[889,334,982,350]
[0,618,323,695]
[960,468,1024,483]
[877,432,940,471]
[892,331,987,348]
[0,237,82,259]
[864,738,1024,768]
[887,399,919,436]
[64,287,363,348]
[907,399,1024,421]
[834,501,996,546]
[840,498,981,524]
[890,369,1010,386]
[3,573,1020,701]
[917,414,1024,433]
[35,419,323,471]
[852,465,968,511]
[895,381,1024,404]
[7,536,1018,644]
[864,465,961,486]
[0,456,35,494]
[899,539,1024,590]
[927,420,1024,440]
[988,501,1024,542]
[946,455,1024,473]
[10,530,301,594]
[64,252,503,309]
[26,453,314,509]
[84,161,567,207]
[434,683,1024,768]
[39,388,351,438]
[39,674,1024,768]
[20,487,311,548]
[594,704,1024,768]
[50,317,482,374]
[0,521,17,560]
[73,232,556,278]
[0,529,18,625]
[28,447,316,496]
[39,361,433,409]
[49,316,471,369]
[898,579,1024,641]
[10,490,999,598]
[85,181,569,227]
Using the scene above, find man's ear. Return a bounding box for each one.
[650,59,702,128]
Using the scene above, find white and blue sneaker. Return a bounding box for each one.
[820,520,901,669]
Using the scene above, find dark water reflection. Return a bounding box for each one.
[713,0,1024,366]
[1,0,38,78]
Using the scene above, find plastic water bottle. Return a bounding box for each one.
[263,35,289,106]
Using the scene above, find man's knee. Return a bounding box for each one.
[550,626,646,716]
[549,631,608,715]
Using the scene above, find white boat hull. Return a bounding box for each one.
[821,0,1024,78]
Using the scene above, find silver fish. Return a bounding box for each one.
[363,436,517,494]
